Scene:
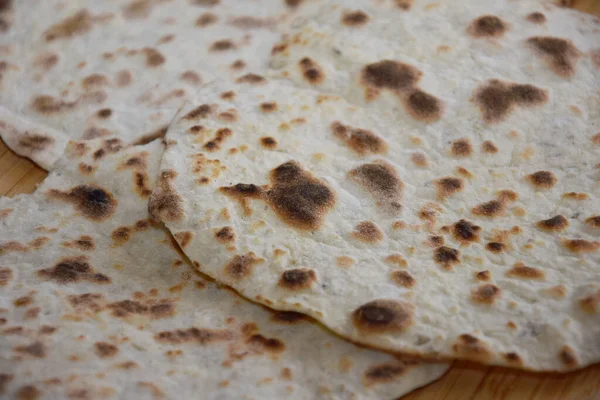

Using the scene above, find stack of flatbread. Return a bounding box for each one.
[1,0,599,398]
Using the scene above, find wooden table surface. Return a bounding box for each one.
[2,1,600,398]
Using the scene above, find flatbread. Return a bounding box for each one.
[0,138,448,399]
[152,63,599,372]
[0,0,316,169]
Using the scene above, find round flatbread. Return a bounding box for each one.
[0,0,316,169]
[152,48,599,373]
[0,139,447,399]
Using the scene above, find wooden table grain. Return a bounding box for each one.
[1,1,600,398]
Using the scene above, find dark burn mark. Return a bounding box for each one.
[4,327,24,335]
[428,235,444,247]
[260,136,277,149]
[236,73,266,84]
[174,231,193,248]
[284,0,303,7]
[452,219,481,245]
[40,326,57,335]
[31,95,73,114]
[342,10,369,27]
[270,311,306,324]
[537,215,568,232]
[506,262,545,279]
[278,268,317,290]
[391,270,415,288]
[451,138,472,157]
[191,0,220,6]
[246,334,285,354]
[38,256,111,284]
[0,0,12,13]
[181,70,202,85]
[68,293,106,313]
[230,16,272,30]
[353,221,384,243]
[526,170,557,189]
[452,334,491,361]
[225,252,264,280]
[196,12,218,27]
[562,239,600,253]
[14,341,46,358]
[298,57,324,85]
[353,299,414,334]
[363,363,406,386]
[0,241,27,255]
[215,226,235,243]
[203,128,232,152]
[210,39,236,51]
[0,267,12,286]
[527,12,546,24]
[411,152,428,167]
[395,0,413,10]
[434,246,460,270]
[468,15,507,38]
[97,108,112,118]
[331,121,387,155]
[486,242,506,253]
[472,284,502,304]
[482,140,498,154]
[155,327,233,344]
[434,177,464,200]
[132,125,168,145]
[361,60,421,92]
[142,47,165,67]
[92,138,123,161]
[16,385,41,400]
[231,59,246,70]
[473,80,548,123]
[221,161,335,230]
[220,183,262,215]
[184,104,213,120]
[111,227,132,245]
[44,10,93,41]
[498,190,518,203]
[527,37,580,77]
[504,352,523,365]
[94,342,118,358]
[123,0,155,19]
[108,299,175,319]
[47,185,117,221]
[260,102,278,112]
[14,295,33,307]
[16,134,54,154]
[403,89,443,122]
[579,291,600,314]
[585,216,600,228]
[148,170,184,222]
[134,172,153,197]
[559,346,578,367]
[511,84,549,105]
[472,200,504,218]
[0,374,11,395]
[475,270,491,281]
[82,73,109,90]
[349,162,403,215]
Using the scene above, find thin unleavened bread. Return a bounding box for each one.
[270,0,600,167]
[0,0,316,169]
[0,139,448,399]
[151,72,599,372]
